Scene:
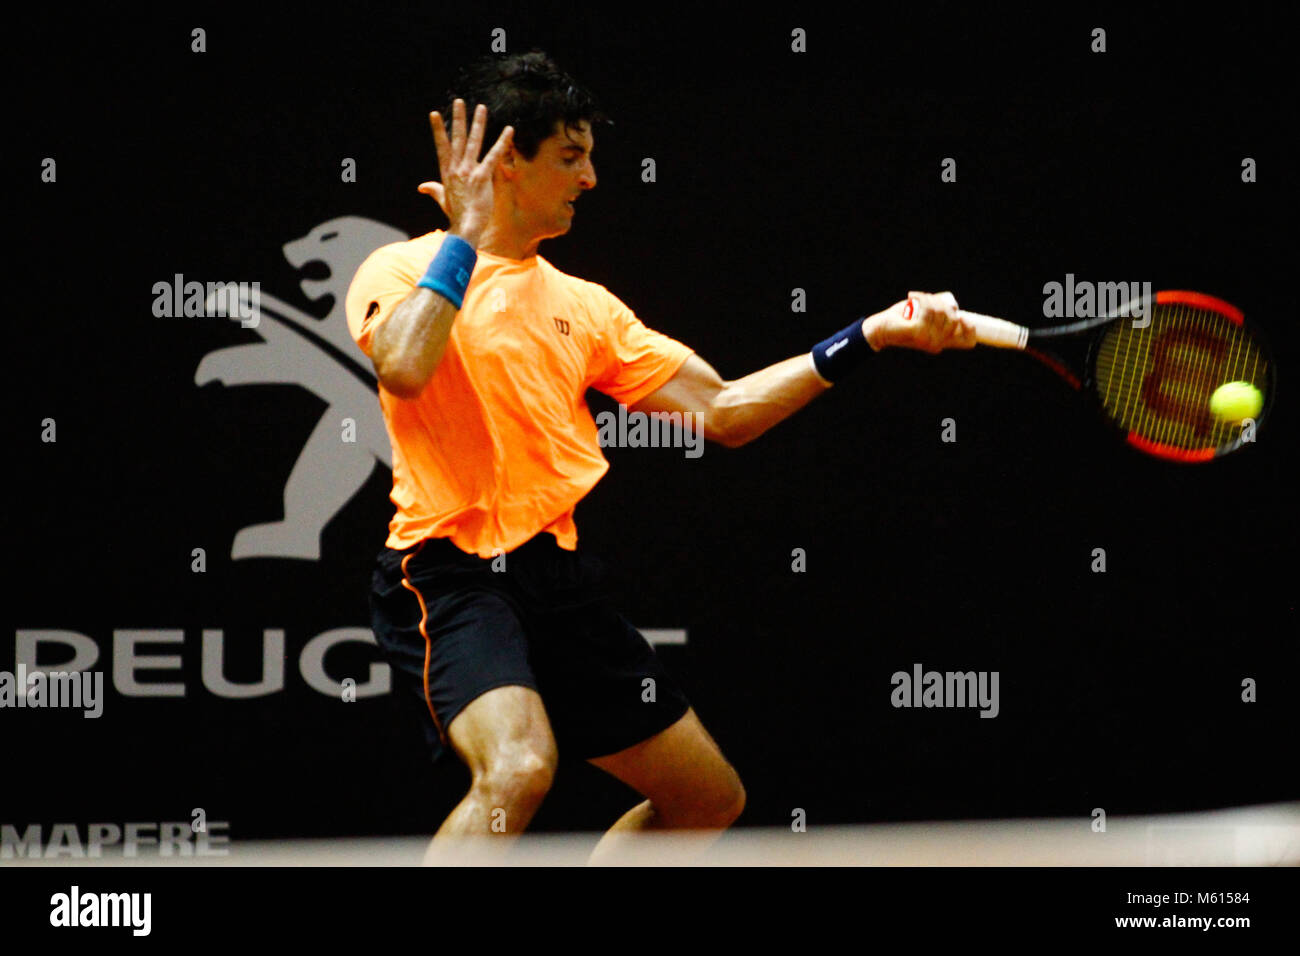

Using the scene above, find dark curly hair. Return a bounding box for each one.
[445,51,609,160]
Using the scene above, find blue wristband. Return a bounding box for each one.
[811,318,871,383]
[416,234,478,309]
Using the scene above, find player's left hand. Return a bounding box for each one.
[864,291,977,353]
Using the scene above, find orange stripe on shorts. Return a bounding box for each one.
[399,541,446,743]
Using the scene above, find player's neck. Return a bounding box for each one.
[476,218,542,262]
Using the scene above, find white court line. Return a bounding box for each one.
[642,629,687,646]
[11,803,1297,867]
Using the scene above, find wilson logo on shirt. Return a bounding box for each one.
[553,316,571,336]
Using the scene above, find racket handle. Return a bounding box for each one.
[957,309,1029,350]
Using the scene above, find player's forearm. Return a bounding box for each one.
[370,288,461,398]
[372,223,490,398]
[712,354,831,447]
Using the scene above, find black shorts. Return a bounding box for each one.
[369,532,691,765]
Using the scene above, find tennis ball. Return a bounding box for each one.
[1209,381,1263,422]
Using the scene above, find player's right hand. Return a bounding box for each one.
[863,291,976,353]
[417,99,514,245]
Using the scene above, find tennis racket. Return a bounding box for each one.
[918,290,1274,462]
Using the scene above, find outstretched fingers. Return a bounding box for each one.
[422,100,512,235]
[431,100,511,173]
[429,110,452,178]
[479,124,515,173]
[450,97,467,163]
[463,102,489,167]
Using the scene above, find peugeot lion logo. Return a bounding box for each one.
[195,216,406,560]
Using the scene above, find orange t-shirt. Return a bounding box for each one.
[346,230,694,557]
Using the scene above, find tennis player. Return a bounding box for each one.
[347,52,975,863]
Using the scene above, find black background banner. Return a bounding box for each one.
[1,865,1293,942]
[8,3,1295,851]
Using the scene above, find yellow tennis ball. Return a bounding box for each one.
[1209,381,1263,422]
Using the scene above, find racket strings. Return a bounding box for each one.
[1094,303,1267,455]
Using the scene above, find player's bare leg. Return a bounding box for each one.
[586,707,745,864]
[423,685,558,864]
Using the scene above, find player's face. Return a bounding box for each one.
[510,121,597,239]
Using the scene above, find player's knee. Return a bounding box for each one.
[712,773,746,827]
[684,767,745,829]
[731,778,747,821]
[476,748,556,810]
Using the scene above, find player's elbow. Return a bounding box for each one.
[370,323,444,399]
[380,376,422,400]
[709,413,753,449]
[706,399,751,448]
[373,346,444,400]
[709,391,767,448]
[715,425,748,448]
[375,361,429,400]
[721,426,763,448]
